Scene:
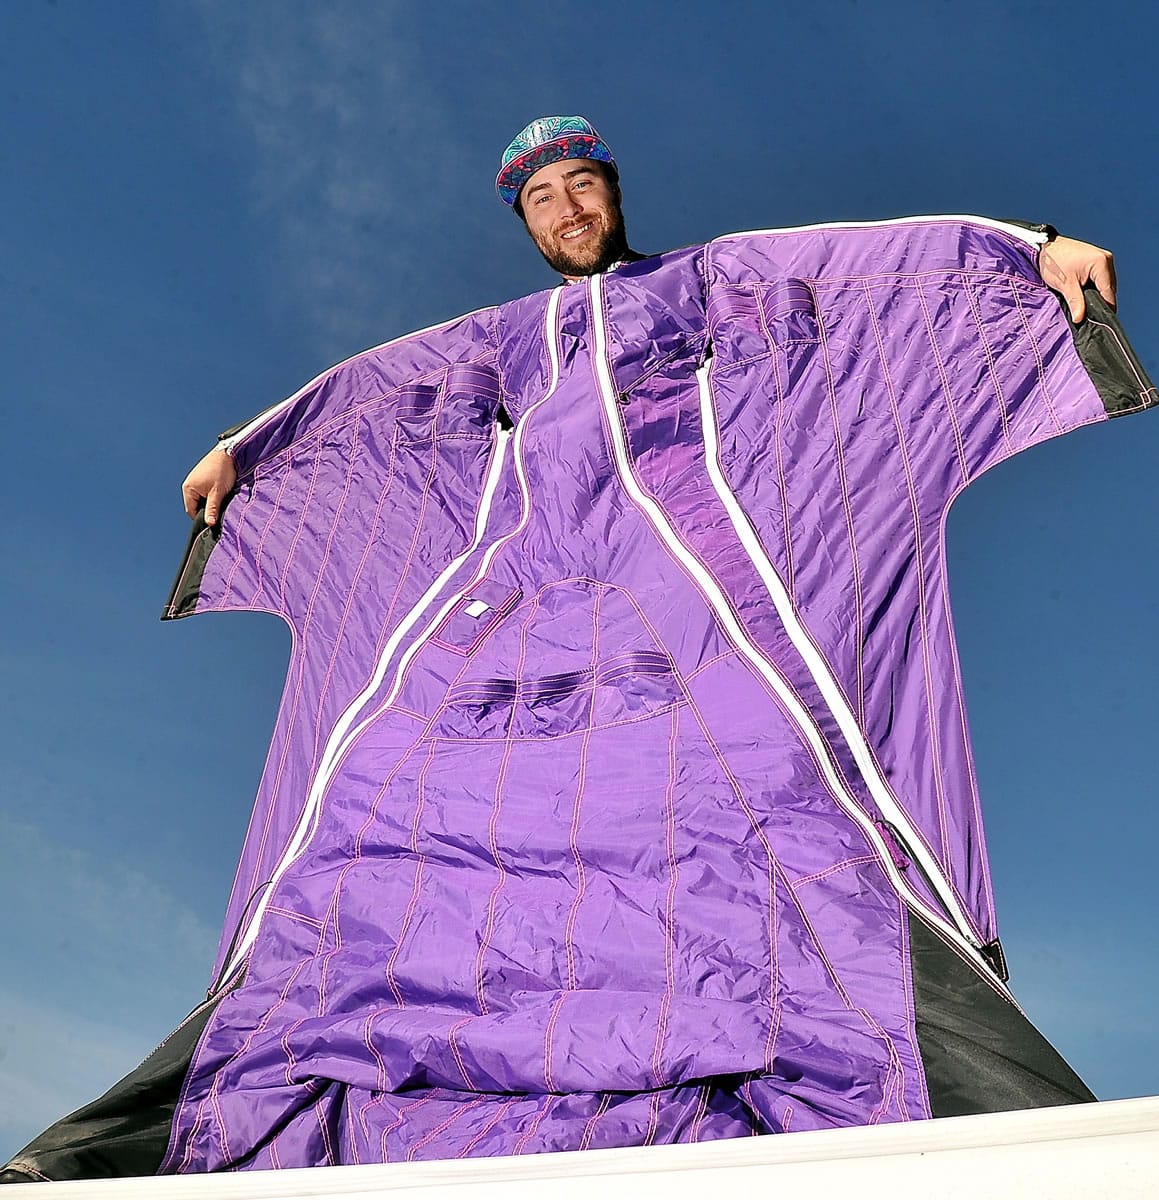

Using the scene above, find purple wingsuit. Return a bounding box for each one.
[4,217,1153,1181]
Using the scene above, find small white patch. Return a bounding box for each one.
[465,598,491,618]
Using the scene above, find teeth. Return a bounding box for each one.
[561,223,593,240]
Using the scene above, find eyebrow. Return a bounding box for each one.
[523,165,598,198]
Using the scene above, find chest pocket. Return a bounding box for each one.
[429,580,684,741]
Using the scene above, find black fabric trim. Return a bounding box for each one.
[909,913,1095,1117]
[161,511,220,622]
[1067,287,1158,416]
[0,995,223,1182]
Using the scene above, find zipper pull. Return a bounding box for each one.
[873,817,911,871]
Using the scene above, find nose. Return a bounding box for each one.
[561,190,583,216]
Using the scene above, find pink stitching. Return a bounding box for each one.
[562,587,603,990]
[689,1084,711,1143]
[1009,278,1063,435]
[474,593,539,1016]
[863,281,954,878]
[962,276,1013,454]
[683,647,740,682]
[263,905,324,929]
[649,705,680,1089]
[254,418,363,909]
[790,853,878,889]
[457,1096,521,1158]
[355,1091,388,1161]
[405,1096,488,1162]
[316,1097,337,1165]
[915,284,970,487]
[447,1017,478,1090]
[514,1093,560,1155]
[381,1094,436,1163]
[241,356,497,474]
[814,291,865,725]
[642,1088,664,1147]
[898,894,932,1119]
[308,425,402,765]
[427,702,686,745]
[542,993,568,1094]
[619,593,782,1015]
[385,740,438,1008]
[768,339,797,599]
[578,1092,613,1151]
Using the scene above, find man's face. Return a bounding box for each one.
[519,159,628,280]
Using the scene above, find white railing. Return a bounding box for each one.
[7,1096,1158,1200]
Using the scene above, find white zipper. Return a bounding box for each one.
[709,214,1048,249]
[587,275,1007,989]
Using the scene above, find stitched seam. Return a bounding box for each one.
[916,284,970,487]
[1010,278,1063,435]
[406,1097,488,1162]
[457,1096,521,1157]
[513,1094,559,1155]
[864,281,957,888]
[962,276,1013,454]
[815,293,866,726]
[791,853,878,889]
[474,595,539,1015]
[384,740,438,1009]
[578,1093,613,1151]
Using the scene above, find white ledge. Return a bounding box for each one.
[7,1096,1159,1199]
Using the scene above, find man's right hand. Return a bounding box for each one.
[181,447,237,527]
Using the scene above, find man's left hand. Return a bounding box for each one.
[1038,236,1116,324]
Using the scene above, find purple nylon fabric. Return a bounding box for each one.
[164,221,1108,1169]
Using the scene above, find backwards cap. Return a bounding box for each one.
[496,115,617,208]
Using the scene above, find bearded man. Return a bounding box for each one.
[8,113,1151,1183]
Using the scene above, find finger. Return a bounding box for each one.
[205,484,223,527]
[1091,259,1117,308]
[1064,283,1086,324]
[182,483,201,520]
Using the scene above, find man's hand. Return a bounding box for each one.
[1038,235,1116,324]
[181,447,237,527]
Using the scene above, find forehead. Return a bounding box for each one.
[521,158,607,197]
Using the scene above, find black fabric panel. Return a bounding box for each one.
[910,914,1096,1117]
[0,996,220,1183]
[161,511,220,621]
[1068,287,1158,416]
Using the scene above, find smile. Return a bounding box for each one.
[561,222,595,240]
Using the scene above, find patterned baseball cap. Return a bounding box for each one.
[496,115,617,207]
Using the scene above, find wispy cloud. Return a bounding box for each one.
[0,809,218,1160]
[0,986,166,1162]
[183,2,452,356]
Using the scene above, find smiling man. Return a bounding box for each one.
[9,109,1154,1184]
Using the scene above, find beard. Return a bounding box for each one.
[530,202,630,278]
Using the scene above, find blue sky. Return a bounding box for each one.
[2,0,1157,1159]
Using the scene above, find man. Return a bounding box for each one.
[182,114,1116,521]
[8,116,1146,1182]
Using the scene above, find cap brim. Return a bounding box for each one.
[496,135,615,207]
